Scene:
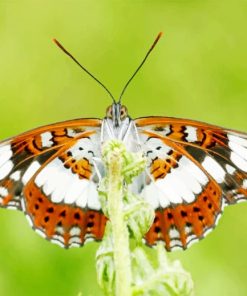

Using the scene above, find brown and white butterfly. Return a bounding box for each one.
[1,33,247,251]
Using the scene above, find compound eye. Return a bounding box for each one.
[120,105,128,119]
[106,106,113,119]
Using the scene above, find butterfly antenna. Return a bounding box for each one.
[118,32,163,103]
[53,38,116,103]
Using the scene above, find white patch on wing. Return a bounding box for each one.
[10,170,21,181]
[235,197,247,204]
[203,227,213,237]
[35,228,46,238]
[0,186,8,197]
[84,237,94,245]
[51,235,65,247]
[142,156,208,208]
[170,239,183,248]
[221,199,227,209]
[35,158,101,210]
[45,162,71,202]
[41,132,53,148]
[228,134,247,147]
[21,198,26,211]
[141,182,163,209]
[25,214,33,227]
[202,156,226,183]
[186,235,198,248]
[156,156,207,204]
[0,145,12,167]
[243,179,247,189]
[228,134,247,171]
[180,156,208,185]
[169,227,180,239]
[157,125,171,136]
[140,137,172,166]
[76,182,100,210]
[66,128,77,137]
[6,202,19,210]
[36,158,84,203]
[69,237,81,245]
[84,233,94,240]
[155,174,188,204]
[215,213,222,226]
[64,179,89,204]
[52,240,65,248]
[225,164,236,175]
[69,243,81,248]
[56,226,64,235]
[7,206,17,210]
[179,156,208,191]
[230,152,247,172]
[148,138,171,157]
[185,225,192,234]
[86,182,101,210]
[0,160,14,180]
[70,227,81,236]
[22,161,41,185]
[185,126,197,142]
[229,140,247,160]
[52,234,65,243]
[68,137,99,160]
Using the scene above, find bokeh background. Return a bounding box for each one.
[0,1,247,295]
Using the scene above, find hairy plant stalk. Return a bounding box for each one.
[107,149,132,296]
[96,140,194,296]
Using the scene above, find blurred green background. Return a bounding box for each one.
[0,1,247,295]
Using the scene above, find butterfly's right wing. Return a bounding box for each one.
[135,117,247,251]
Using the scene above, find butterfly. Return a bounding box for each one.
[1,33,247,252]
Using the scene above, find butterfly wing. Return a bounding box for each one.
[135,117,247,251]
[0,118,107,247]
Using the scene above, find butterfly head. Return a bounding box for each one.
[106,103,128,128]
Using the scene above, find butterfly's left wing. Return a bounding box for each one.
[135,117,247,251]
[0,118,107,247]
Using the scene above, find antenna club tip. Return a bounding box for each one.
[158,32,163,38]
[52,38,59,45]
[150,32,163,51]
[52,38,66,52]
[155,32,163,43]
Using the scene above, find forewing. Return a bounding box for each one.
[0,118,106,247]
[135,117,247,251]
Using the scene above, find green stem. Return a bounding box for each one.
[107,150,132,296]
[97,141,194,296]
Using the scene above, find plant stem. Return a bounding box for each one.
[97,141,194,296]
[107,150,132,296]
